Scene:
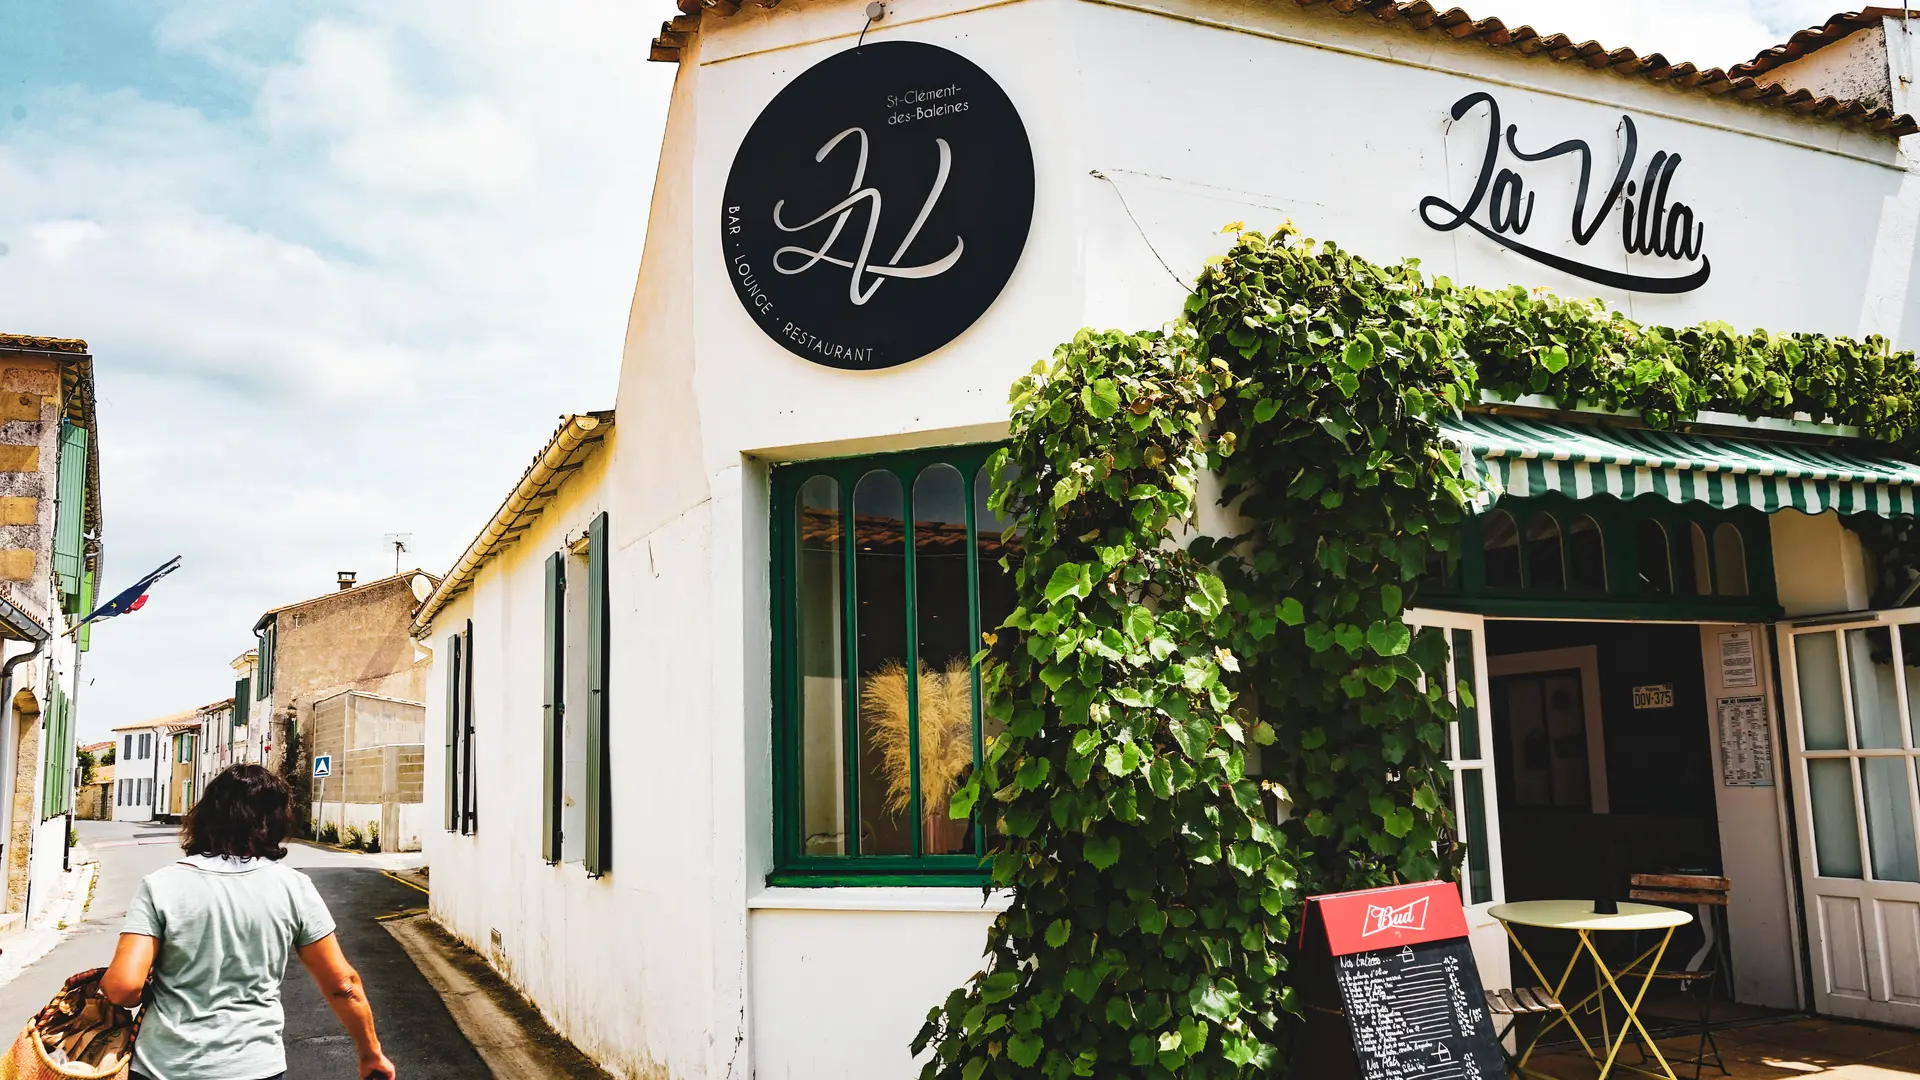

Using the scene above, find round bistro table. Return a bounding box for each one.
[1488,900,1694,1080]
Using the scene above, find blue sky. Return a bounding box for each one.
[0,0,1859,737]
[0,2,674,736]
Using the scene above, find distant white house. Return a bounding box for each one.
[111,713,182,823]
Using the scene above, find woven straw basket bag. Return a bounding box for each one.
[0,969,142,1080]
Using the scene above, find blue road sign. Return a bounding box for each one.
[313,754,333,779]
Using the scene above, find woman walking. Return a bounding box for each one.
[100,764,396,1080]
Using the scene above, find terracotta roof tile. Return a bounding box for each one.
[649,2,1920,137]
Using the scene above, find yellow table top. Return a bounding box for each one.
[1489,900,1693,932]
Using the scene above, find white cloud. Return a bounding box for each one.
[0,0,672,735]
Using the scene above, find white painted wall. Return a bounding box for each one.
[420,1,1920,1075]
[1697,623,1803,1010]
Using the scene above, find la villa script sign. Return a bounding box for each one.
[722,41,1035,370]
[1420,91,1711,294]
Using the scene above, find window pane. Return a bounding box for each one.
[1523,512,1564,589]
[1713,523,1749,597]
[1462,768,1493,905]
[1483,511,1521,588]
[914,465,973,856]
[853,470,913,855]
[1847,627,1903,750]
[1451,628,1481,759]
[1677,521,1710,596]
[796,476,847,856]
[1635,519,1672,594]
[1797,632,1848,751]
[1567,515,1605,590]
[1862,757,1920,882]
[1808,759,1864,879]
[1906,626,1920,748]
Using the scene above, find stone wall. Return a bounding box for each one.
[5,690,41,913]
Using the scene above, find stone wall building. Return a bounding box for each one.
[250,569,436,824]
[0,334,100,931]
[309,690,426,852]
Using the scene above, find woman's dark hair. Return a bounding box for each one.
[181,764,292,860]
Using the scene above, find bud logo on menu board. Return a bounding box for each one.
[723,41,1035,370]
[1361,896,1430,938]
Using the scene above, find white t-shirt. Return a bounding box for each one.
[123,856,336,1080]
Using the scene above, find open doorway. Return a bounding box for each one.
[1486,621,1721,903]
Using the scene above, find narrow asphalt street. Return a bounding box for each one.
[0,819,491,1079]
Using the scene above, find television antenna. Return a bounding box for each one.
[383,533,412,575]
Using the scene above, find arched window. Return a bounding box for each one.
[1483,511,1521,588]
[1714,523,1750,597]
[1524,512,1565,589]
[1635,519,1673,594]
[1679,521,1711,596]
[1567,515,1606,590]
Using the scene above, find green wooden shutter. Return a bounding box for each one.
[462,620,476,834]
[585,511,611,876]
[234,679,250,727]
[52,423,86,611]
[76,572,94,651]
[542,552,565,864]
[444,631,462,832]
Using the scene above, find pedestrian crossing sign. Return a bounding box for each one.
[313,754,332,778]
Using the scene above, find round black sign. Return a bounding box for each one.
[722,41,1035,370]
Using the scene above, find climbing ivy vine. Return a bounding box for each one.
[914,225,1920,1080]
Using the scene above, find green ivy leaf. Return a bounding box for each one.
[1083,835,1122,870]
[1045,563,1092,604]
[1046,919,1072,948]
[1366,620,1411,656]
[1008,1032,1045,1067]
[1084,378,1122,419]
[1278,597,1306,626]
[1342,337,1374,370]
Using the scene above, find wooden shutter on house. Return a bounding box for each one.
[234,679,250,727]
[585,511,611,877]
[444,631,462,832]
[52,422,86,610]
[542,551,565,865]
[462,619,477,834]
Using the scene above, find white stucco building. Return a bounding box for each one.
[421,4,1920,1077]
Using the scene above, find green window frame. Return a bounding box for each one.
[1420,493,1779,622]
[770,444,1014,886]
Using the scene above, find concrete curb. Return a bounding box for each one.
[383,913,611,1079]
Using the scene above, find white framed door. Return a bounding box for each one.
[1407,608,1509,991]
[1778,611,1920,1025]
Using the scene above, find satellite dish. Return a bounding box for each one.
[411,574,433,602]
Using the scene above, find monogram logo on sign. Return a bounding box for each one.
[771,128,964,306]
[1362,896,1430,938]
[722,41,1033,370]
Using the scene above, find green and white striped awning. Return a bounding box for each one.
[1443,413,1920,517]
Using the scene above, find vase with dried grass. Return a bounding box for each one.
[860,658,976,853]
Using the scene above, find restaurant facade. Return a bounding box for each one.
[419,3,1920,1076]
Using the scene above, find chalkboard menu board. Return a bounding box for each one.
[1297,881,1504,1080]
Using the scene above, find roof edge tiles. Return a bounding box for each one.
[650,2,1920,137]
[413,410,614,634]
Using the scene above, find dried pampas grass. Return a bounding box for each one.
[861,657,976,817]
